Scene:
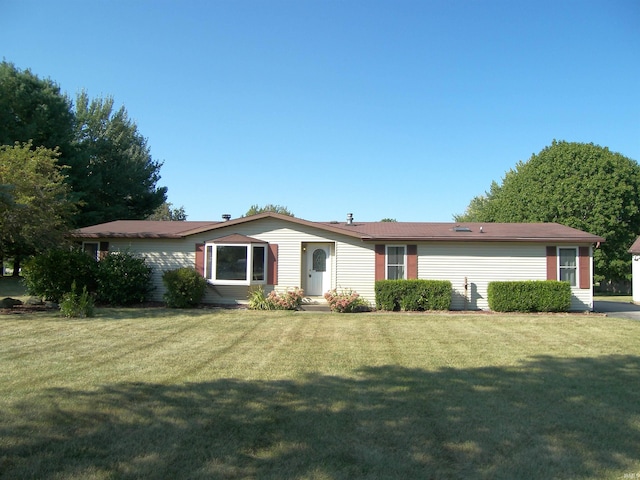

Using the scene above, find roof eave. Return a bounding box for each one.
[363,236,605,243]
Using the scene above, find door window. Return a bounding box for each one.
[312,248,327,272]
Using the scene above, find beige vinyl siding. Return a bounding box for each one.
[334,241,376,302]
[204,218,376,299]
[419,242,593,311]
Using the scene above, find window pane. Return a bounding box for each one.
[560,268,576,286]
[216,246,247,281]
[205,245,213,279]
[388,246,405,264]
[559,249,576,267]
[83,243,98,260]
[388,265,404,280]
[252,246,265,281]
[312,248,326,272]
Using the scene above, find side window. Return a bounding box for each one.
[558,248,577,286]
[252,245,266,281]
[83,242,99,260]
[386,245,406,280]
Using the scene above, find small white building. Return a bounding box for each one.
[630,236,640,304]
[71,212,605,311]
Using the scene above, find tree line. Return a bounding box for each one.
[0,61,175,272]
[2,61,639,285]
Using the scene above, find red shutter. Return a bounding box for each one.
[578,246,590,289]
[407,245,418,279]
[267,244,278,285]
[375,245,385,281]
[546,246,557,280]
[195,243,204,276]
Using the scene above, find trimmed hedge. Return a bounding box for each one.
[375,279,452,311]
[96,251,153,305]
[22,248,99,303]
[487,280,572,312]
[162,267,207,308]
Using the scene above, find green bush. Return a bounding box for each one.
[96,251,153,305]
[22,248,98,302]
[375,279,452,311]
[162,267,207,308]
[487,280,572,312]
[60,281,95,318]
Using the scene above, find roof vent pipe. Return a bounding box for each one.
[222,214,231,221]
[347,213,353,225]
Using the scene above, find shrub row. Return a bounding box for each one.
[487,280,571,312]
[23,248,152,305]
[375,279,452,311]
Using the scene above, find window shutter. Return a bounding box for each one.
[546,246,557,280]
[267,244,278,285]
[99,242,109,260]
[195,243,204,276]
[375,245,385,281]
[578,246,590,289]
[407,245,418,279]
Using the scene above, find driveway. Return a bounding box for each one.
[594,300,640,320]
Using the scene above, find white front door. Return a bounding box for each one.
[306,244,331,296]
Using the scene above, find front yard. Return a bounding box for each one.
[1,307,639,479]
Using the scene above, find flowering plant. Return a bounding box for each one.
[248,286,304,310]
[324,288,369,313]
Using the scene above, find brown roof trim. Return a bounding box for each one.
[69,215,605,244]
[70,220,221,239]
[201,212,373,240]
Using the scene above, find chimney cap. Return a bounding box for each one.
[346,213,354,225]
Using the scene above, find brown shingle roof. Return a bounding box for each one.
[71,214,605,244]
[629,236,640,254]
[327,221,605,243]
[72,220,220,239]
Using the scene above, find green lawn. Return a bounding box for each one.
[0,276,29,302]
[1,308,639,479]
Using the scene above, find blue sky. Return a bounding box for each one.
[2,0,638,222]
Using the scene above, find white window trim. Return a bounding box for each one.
[557,246,578,287]
[386,245,407,280]
[205,242,267,286]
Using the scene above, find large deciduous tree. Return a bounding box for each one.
[0,143,75,273]
[245,204,294,217]
[147,202,187,221]
[0,62,168,229]
[455,141,640,282]
[71,91,167,226]
[0,61,75,162]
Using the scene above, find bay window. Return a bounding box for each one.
[205,242,267,285]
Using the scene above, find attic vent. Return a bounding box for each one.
[453,226,472,232]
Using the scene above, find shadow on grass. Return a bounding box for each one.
[2,356,639,479]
